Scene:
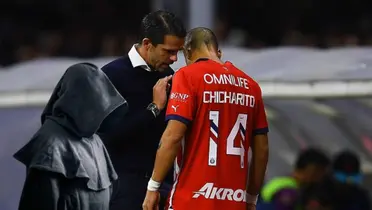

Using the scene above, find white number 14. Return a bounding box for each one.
[208,111,248,168]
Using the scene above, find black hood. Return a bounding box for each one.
[13,63,127,191]
[41,63,126,138]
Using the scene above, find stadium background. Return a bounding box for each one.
[1,0,372,209]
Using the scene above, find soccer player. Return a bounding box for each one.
[142,27,269,210]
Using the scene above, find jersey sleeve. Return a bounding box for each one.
[253,85,269,135]
[165,69,195,125]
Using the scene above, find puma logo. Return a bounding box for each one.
[171,105,179,112]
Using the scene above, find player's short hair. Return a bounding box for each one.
[139,10,186,46]
[295,148,330,170]
[184,27,219,51]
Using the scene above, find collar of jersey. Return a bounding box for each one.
[195,58,210,63]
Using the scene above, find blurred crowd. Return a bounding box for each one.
[1,0,372,67]
[257,148,371,210]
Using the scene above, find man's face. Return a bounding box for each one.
[147,35,184,71]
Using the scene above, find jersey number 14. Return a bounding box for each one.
[208,110,247,168]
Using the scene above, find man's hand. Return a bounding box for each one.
[142,190,160,210]
[153,75,172,110]
[247,204,256,210]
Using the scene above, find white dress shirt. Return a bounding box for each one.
[128,44,151,72]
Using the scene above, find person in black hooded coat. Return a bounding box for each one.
[13,63,128,210]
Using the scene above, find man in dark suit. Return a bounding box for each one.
[99,10,186,210]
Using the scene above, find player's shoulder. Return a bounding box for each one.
[247,75,261,89]
[101,56,132,73]
[226,61,262,88]
[177,60,205,73]
[174,66,189,80]
[174,62,204,79]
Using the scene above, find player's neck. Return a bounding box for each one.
[191,51,223,64]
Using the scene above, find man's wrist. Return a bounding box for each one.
[152,101,165,111]
[246,193,258,205]
[147,102,161,117]
[147,178,161,191]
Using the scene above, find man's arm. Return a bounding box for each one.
[247,84,269,203]
[151,120,187,183]
[147,68,194,188]
[99,63,172,141]
[98,103,157,140]
[247,133,269,195]
[107,75,171,140]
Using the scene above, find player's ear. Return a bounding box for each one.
[217,49,222,59]
[186,47,193,59]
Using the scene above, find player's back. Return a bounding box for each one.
[168,59,264,210]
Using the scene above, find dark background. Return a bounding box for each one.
[1,0,372,66]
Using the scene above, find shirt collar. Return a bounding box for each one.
[195,58,209,63]
[128,44,151,71]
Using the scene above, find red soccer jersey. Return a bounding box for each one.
[165,59,268,210]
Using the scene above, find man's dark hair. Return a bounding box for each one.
[184,27,219,51]
[295,148,330,170]
[139,10,186,46]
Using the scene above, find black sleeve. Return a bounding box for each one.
[99,64,157,142]
[18,169,61,210]
[99,103,156,142]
